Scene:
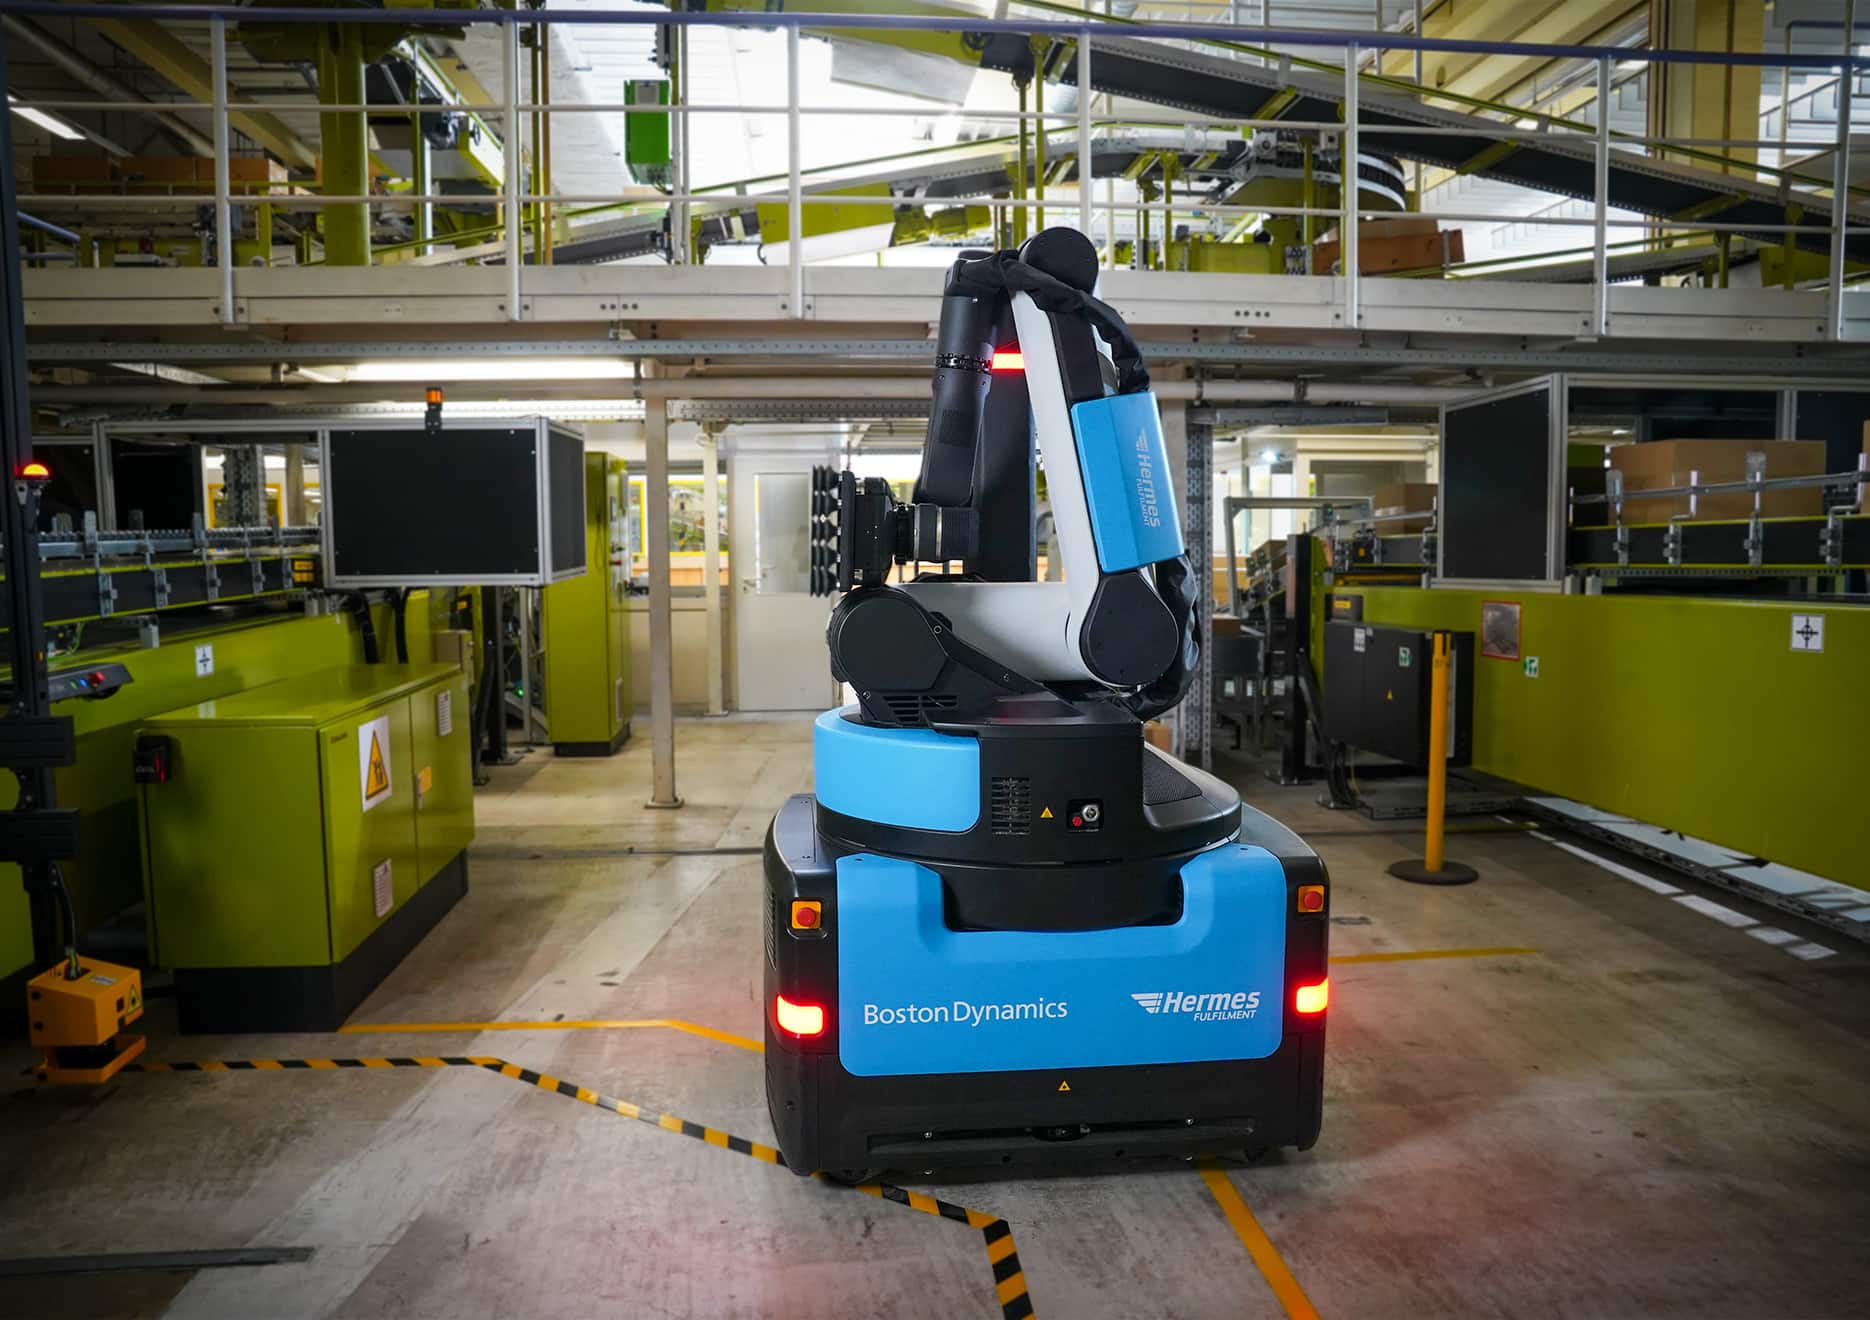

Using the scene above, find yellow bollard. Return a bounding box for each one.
[1388,629,1478,885]
[1424,630,1449,873]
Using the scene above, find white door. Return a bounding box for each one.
[731,448,838,710]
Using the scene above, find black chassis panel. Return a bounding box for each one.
[761,794,1327,1175]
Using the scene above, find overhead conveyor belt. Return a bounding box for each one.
[692,0,1868,262]
[546,127,1400,265]
[1019,36,1870,264]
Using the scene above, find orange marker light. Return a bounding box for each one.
[1294,979,1329,1015]
[19,461,51,480]
[1296,884,1325,913]
[990,350,1024,371]
[774,994,825,1037]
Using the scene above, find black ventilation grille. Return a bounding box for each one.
[990,776,1032,835]
[764,889,778,967]
[879,692,958,724]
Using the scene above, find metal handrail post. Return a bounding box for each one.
[210,16,232,326]
[1344,43,1360,327]
[503,19,522,321]
[1830,0,1857,341]
[1593,56,1611,337]
[1078,28,1093,234]
[787,25,804,319]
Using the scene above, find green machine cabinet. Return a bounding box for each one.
[543,453,632,756]
[138,663,473,1033]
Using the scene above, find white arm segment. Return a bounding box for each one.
[898,290,1110,686]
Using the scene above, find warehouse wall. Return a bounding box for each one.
[628,594,727,714]
[1342,586,1866,886]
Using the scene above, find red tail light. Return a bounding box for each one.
[989,350,1024,371]
[774,994,825,1037]
[1294,979,1329,1015]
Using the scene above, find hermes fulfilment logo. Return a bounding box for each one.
[1132,990,1263,1022]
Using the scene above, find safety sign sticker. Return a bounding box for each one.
[372,859,393,918]
[359,714,393,811]
[1790,613,1825,653]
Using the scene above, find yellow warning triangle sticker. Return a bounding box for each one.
[1386,689,1394,701]
[1040,806,1054,819]
[365,732,391,798]
[1057,1080,1071,1092]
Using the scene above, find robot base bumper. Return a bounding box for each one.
[765,1022,1323,1177]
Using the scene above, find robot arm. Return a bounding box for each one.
[812,229,1199,727]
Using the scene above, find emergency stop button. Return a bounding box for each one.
[1296,884,1326,913]
[789,900,824,935]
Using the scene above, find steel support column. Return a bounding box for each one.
[1830,0,1857,341]
[316,25,371,266]
[211,17,234,325]
[0,28,63,969]
[1184,408,1215,772]
[701,426,725,716]
[644,397,682,807]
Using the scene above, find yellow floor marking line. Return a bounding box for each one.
[1338,942,1540,964]
[1329,946,1537,965]
[124,1055,1031,1317]
[339,1017,765,1052]
[1198,1162,1321,1320]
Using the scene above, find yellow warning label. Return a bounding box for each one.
[366,735,390,797]
[1385,689,1394,701]
[1057,1080,1071,1092]
[358,713,393,812]
[1040,806,1054,819]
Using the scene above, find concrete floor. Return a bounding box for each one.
[4,714,1869,1319]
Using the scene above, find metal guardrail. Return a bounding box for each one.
[4,4,1866,337]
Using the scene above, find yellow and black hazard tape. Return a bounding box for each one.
[843,1182,1032,1320]
[126,1056,1034,1318]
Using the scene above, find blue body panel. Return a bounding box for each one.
[813,706,980,832]
[836,844,1287,1077]
[1069,391,1185,573]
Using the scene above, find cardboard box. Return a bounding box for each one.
[1371,482,1439,534]
[1314,219,1464,275]
[1608,440,1825,523]
[1143,720,1173,754]
[30,155,117,187]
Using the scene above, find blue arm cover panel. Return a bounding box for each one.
[813,706,980,832]
[1069,390,1185,573]
[836,844,1287,1077]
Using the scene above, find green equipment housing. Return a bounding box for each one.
[137,662,473,1033]
[543,453,633,756]
[624,78,673,188]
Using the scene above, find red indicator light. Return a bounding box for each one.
[1294,979,1329,1015]
[1070,815,1083,828]
[774,994,825,1038]
[90,671,107,685]
[19,461,51,480]
[990,350,1023,371]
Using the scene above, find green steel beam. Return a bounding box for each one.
[316,25,371,267]
[89,15,317,171]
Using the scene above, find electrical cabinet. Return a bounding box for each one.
[138,663,472,1032]
[542,454,632,755]
[1322,622,1474,769]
